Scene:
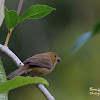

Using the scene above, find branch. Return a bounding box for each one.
[4,0,24,46]
[17,0,24,15]
[0,44,23,67]
[0,44,55,100]
[36,84,55,100]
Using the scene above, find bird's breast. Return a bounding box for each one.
[30,67,54,76]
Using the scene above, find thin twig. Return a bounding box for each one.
[0,44,55,100]
[4,0,24,46]
[17,0,24,15]
[4,28,14,46]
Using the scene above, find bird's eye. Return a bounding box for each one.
[54,55,56,57]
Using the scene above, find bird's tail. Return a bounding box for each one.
[7,66,28,79]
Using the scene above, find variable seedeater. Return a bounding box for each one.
[7,52,61,79]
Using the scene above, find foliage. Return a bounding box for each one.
[0,76,48,94]
[72,21,100,53]
[0,59,8,100]
[4,7,18,29]
[18,5,55,22]
[4,5,55,29]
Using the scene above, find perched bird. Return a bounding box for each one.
[7,52,61,79]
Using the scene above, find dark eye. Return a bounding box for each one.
[54,55,56,57]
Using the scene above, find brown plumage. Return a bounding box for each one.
[7,52,61,79]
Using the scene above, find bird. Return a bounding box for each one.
[7,52,61,79]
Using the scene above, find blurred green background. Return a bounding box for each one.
[1,0,100,100]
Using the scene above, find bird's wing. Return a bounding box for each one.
[23,56,53,69]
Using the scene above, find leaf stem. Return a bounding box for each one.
[4,28,14,46]
[4,0,24,46]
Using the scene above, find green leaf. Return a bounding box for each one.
[4,7,18,29]
[72,31,93,53]
[0,76,48,94]
[93,22,100,34]
[72,21,100,53]
[0,59,8,100]
[18,4,55,22]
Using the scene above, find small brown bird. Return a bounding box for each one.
[7,52,61,79]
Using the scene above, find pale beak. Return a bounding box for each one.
[57,57,61,62]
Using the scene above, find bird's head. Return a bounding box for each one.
[47,52,61,65]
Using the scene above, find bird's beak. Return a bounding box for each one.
[57,57,61,62]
